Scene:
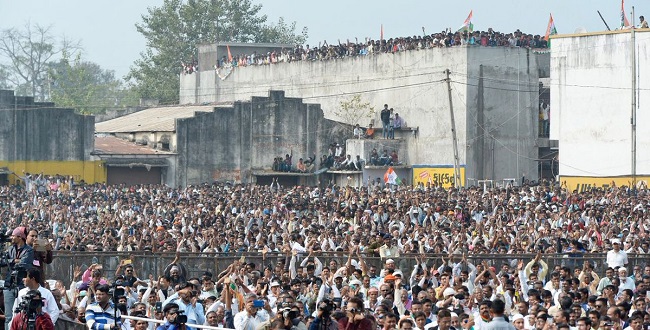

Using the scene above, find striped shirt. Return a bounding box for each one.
[86,301,122,330]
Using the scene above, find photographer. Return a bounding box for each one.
[85,284,122,330]
[12,269,59,324]
[3,226,34,328]
[160,282,204,330]
[336,297,372,330]
[156,303,185,330]
[9,289,54,330]
[309,299,337,330]
[26,229,53,285]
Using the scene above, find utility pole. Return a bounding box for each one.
[445,69,462,188]
[631,6,637,191]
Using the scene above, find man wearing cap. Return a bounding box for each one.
[606,239,628,268]
[3,226,34,328]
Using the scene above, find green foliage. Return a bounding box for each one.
[334,94,376,126]
[126,0,308,104]
[49,52,127,114]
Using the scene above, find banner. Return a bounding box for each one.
[560,176,650,193]
[412,165,465,188]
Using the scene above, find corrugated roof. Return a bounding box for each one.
[95,105,215,133]
[94,136,174,155]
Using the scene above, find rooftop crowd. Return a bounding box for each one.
[2,173,650,329]
[202,28,547,71]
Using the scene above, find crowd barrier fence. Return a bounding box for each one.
[43,251,649,287]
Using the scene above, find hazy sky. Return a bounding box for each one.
[1,0,648,79]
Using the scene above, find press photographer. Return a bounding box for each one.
[156,303,187,330]
[12,269,59,324]
[2,226,34,328]
[309,299,338,330]
[9,289,54,330]
[85,284,122,330]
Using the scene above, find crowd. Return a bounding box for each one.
[1,174,650,329]
[212,28,548,69]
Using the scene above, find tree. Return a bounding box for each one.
[0,65,10,89]
[0,23,80,101]
[334,94,376,127]
[48,52,128,114]
[126,0,307,104]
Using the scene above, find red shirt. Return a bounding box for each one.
[10,311,55,330]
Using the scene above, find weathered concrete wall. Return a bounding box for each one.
[184,47,541,183]
[465,48,540,182]
[550,31,650,177]
[176,91,347,185]
[0,91,94,161]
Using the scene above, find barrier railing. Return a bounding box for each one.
[122,314,233,330]
[44,251,649,287]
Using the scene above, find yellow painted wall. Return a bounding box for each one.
[413,166,466,188]
[0,161,106,184]
[560,176,650,193]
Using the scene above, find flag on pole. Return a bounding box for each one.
[227,45,233,62]
[458,10,474,32]
[384,167,398,185]
[620,0,630,28]
[544,14,557,42]
[380,24,384,41]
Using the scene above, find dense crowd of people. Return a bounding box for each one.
[1,174,650,329]
[200,28,548,71]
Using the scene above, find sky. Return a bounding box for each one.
[0,0,648,80]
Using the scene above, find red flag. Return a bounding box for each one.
[621,0,630,28]
[380,24,384,41]
[227,45,233,62]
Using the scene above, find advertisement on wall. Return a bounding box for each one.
[413,165,466,188]
[560,176,650,193]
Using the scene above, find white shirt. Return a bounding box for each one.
[13,285,60,324]
[606,249,628,268]
[233,310,270,330]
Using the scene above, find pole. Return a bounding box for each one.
[631,7,637,191]
[444,69,462,188]
[597,11,611,31]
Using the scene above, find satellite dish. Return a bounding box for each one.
[574,27,587,34]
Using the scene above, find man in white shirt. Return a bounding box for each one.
[13,269,60,324]
[617,268,635,292]
[606,240,628,268]
[234,293,270,330]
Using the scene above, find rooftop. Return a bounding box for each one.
[95,105,218,133]
[94,135,174,155]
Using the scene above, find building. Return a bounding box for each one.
[0,90,104,184]
[550,30,650,191]
[181,44,550,186]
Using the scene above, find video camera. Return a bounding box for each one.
[0,232,11,244]
[15,291,43,315]
[171,309,188,325]
[318,299,335,316]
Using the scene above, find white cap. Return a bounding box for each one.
[512,314,524,322]
[270,281,281,287]
[443,288,456,297]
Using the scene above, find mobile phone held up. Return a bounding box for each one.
[253,300,265,308]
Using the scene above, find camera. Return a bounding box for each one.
[15,291,43,315]
[282,308,299,320]
[318,299,334,316]
[173,310,188,325]
[0,232,10,244]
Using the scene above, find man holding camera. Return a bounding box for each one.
[85,284,122,330]
[9,289,54,330]
[161,282,204,330]
[234,293,270,330]
[3,226,34,328]
[308,299,338,330]
[157,303,185,330]
[13,269,59,324]
[336,297,372,330]
[26,229,53,285]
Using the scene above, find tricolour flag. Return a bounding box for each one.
[227,45,233,62]
[384,167,398,185]
[544,14,557,41]
[458,10,474,32]
[621,0,630,28]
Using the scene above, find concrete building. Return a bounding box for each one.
[181,45,549,186]
[97,91,346,186]
[550,30,650,191]
[0,90,104,184]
